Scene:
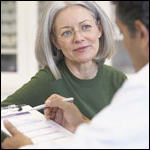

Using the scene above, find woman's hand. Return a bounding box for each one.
[2,120,33,149]
[44,94,90,133]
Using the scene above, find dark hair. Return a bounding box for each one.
[113,1,149,36]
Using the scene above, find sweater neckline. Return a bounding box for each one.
[60,60,103,86]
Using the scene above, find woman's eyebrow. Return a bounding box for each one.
[60,26,71,30]
[79,20,91,24]
[59,20,92,30]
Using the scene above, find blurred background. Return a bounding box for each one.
[1,1,134,101]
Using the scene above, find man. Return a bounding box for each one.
[2,1,149,149]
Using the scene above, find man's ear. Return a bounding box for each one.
[50,34,61,50]
[135,20,149,50]
[134,20,149,62]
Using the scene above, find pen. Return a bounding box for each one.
[29,97,74,111]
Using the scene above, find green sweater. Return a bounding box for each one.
[1,60,127,142]
[2,60,126,118]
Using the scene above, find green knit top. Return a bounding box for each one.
[2,60,127,119]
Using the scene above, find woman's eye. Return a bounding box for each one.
[82,25,91,30]
[62,31,72,36]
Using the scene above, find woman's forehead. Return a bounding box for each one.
[54,5,95,27]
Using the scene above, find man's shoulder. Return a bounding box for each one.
[127,63,149,88]
[112,64,149,103]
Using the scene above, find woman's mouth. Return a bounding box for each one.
[74,46,90,52]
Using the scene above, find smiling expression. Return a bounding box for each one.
[53,5,102,64]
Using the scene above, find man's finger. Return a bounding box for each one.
[44,108,51,115]
[4,120,21,136]
[55,109,63,125]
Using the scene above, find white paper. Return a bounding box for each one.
[1,105,74,144]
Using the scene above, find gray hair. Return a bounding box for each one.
[35,1,116,80]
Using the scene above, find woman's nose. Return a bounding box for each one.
[73,31,85,43]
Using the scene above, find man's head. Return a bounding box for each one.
[113,1,149,72]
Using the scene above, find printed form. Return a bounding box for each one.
[1,105,74,144]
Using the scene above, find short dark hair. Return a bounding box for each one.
[113,1,149,36]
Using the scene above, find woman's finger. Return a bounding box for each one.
[4,120,21,136]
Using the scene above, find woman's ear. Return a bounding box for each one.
[97,20,103,38]
[51,34,61,50]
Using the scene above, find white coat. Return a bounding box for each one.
[21,63,149,149]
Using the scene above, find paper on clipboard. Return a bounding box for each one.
[1,105,74,144]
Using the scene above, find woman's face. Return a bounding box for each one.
[53,5,102,64]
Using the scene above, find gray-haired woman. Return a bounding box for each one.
[1,1,126,134]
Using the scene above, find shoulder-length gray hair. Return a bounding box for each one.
[35,1,115,80]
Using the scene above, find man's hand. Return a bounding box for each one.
[44,94,90,133]
[2,120,33,149]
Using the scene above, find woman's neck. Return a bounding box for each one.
[65,59,98,79]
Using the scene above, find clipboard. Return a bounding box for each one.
[1,105,74,144]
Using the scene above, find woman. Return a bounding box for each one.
[1,1,126,141]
